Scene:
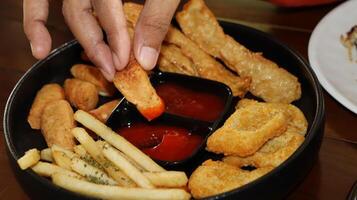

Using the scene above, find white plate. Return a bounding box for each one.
[308,0,357,114]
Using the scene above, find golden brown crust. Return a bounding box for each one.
[206,101,289,157]
[27,83,65,130]
[70,64,116,97]
[176,0,301,103]
[188,160,273,198]
[64,78,99,111]
[113,55,164,121]
[40,100,76,149]
[89,99,120,123]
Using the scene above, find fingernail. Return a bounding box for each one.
[138,46,159,70]
[30,42,34,53]
[100,68,114,82]
[112,52,123,70]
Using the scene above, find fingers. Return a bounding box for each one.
[23,0,52,59]
[134,0,180,70]
[62,0,115,81]
[92,0,130,70]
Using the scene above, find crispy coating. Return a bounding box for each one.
[123,2,251,97]
[237,99,308,135]
[176,0,301,103]
[157,56,185,75]
[27,83,65,129]
[113,55,164,121]
[40,100,76,149]
[64,78,99,111]
[223,131,304,168]
[89,99,120,123]
[206,101,289,157]
[158,44,199,76]
[188,160,273,199]
[70,64,116,97]
[221,99,307,167]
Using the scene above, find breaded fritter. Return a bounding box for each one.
[27,83,65,129]
[188,160,273,199]
[64,78,99,111]
[40,100,76,149]
[89,99,120,123]
[70,64,116,97]
[206,101,289,157]
[123,2,251,97]
[113,55,165,121]
[176,0,301,103]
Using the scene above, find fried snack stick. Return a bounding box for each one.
[158,44,199,76]
[113,55,164,121]
[89,99,120,123]
[28,83,65,129]
[70,64,116,97]
[41,100,76,149]
[176,0,301,103]
[123,2,251,97]
[64,78,99,111]
[188,160,273,199]
[206,101,289,157]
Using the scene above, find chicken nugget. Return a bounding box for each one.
[206,102,289,157]
[89,99,120,123]
[176,0,301,103]
[113,55,165,121]
[28,83,65,129]
[70,64,116,97]
[188,160,273,199]
[64,78,99,111]
[41,100,76,149]
[223,131,304,168]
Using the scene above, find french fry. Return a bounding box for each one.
[32,161,81,178]
[17,148,40,170]
[71,127,136,187]
[71,157,117,185]
[52,173,191,200]
[102,142,154,189]
[51,144,77,159]
[73,144,104,170]
[143,171,188,188]
[74,110,165,172]
[40,148,53,162]
[52,150,72,170]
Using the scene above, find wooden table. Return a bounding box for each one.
[0,0,356,199]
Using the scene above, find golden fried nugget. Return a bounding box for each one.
[64,78,99,111]
[159,44,199,76]
[113,55,164,121]
[237,99,308,135]
[176,0,301,103]
[188,160,273,199]
[28,83,65,129]
[206,102,289,157]
[158,56,185,75]
[70,64,116,97]
[223,131,304,168]
[41,100,76,149]
[89,99,120,123]
[123,2,251,97]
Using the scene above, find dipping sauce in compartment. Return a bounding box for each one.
[155,82,225,122]
[118,123,204,162]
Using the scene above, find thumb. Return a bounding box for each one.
[133,0,180,70]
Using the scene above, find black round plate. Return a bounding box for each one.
[3,20,325,200]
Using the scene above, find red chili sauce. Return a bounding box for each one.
[118,123,203,162]
[155,82,225,122]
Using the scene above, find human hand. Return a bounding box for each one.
[23,0,180,81]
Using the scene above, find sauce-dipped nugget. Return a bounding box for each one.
[41,100,76,149]
[64,78,98,111]
[70,64,116,97]
[28,83,65,129]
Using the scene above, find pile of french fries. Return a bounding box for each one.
[17,110,191,200]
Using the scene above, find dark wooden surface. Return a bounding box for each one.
[0,0,356,199]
